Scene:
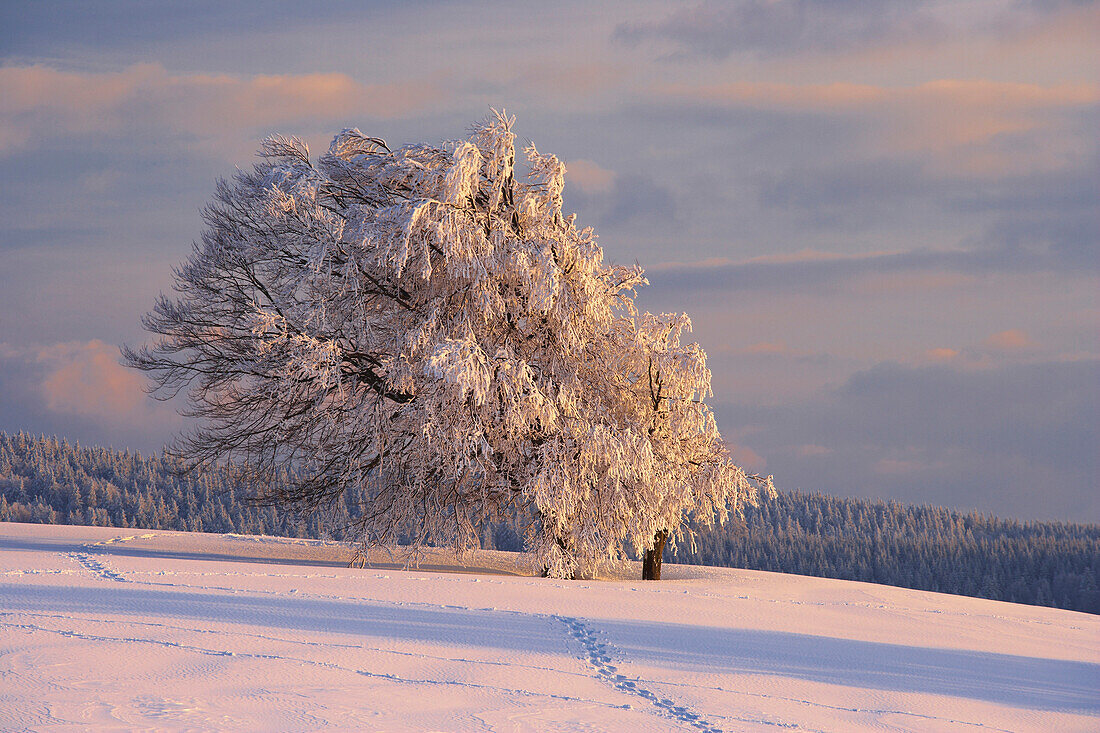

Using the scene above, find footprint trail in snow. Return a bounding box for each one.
[69,552,128,583]
[556,614,724,733]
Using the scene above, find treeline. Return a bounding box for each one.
[669,492,1100,614]
[2,431,1097,614]
[0,431,339,540]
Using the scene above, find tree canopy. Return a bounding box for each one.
[126,112,773,578]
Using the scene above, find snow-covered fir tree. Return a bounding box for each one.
[125,112,774,579]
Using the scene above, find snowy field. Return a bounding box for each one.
[0,522,1097,732]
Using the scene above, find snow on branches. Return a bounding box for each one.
[126,111,774,578]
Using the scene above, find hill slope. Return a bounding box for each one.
[1,522,1097,731]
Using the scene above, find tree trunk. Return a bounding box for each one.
[642,529,668,580]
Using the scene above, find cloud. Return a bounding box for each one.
[658,79,1099,169]
[715,359,1100,522]
[925,347,960,362]
[566,159,616,193]
[0,63,444,156]
[607,175,678,225]
[620,81,1095,266]
[1,1,371,54]
[984,329,1035,351]
[741,153,1097,260]
[644,239,1099,300]
[36,340,145,417]
[615,0,943,59]
[565,171,679,231]
[614,0,1099,62]
[0,340,182,452]
[727,442,766,470]
[661,79,1097,116]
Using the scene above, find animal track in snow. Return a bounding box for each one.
[556,615,723,733]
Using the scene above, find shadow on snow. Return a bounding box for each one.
[3,576,1096,714]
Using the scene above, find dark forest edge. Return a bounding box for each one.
[2,431,1097,614]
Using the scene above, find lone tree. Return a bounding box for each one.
[125,112,774,579]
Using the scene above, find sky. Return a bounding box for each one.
[0,0,1096,522]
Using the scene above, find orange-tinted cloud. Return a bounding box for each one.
[566,159,616,193]
[37,340,146,417]
[925,347,960,362]
[984,329,1034,351]
[0,63,444,155]
[727,443,766,470]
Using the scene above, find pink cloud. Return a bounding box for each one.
[925,347,960,362]
[37,340,146,418]
[566,159,616,194]
[727,443,766,470]
[984,329,1035,351]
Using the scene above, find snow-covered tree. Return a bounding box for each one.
[125,112,774,579]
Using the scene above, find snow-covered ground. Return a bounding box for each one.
[1,522,1096,732]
